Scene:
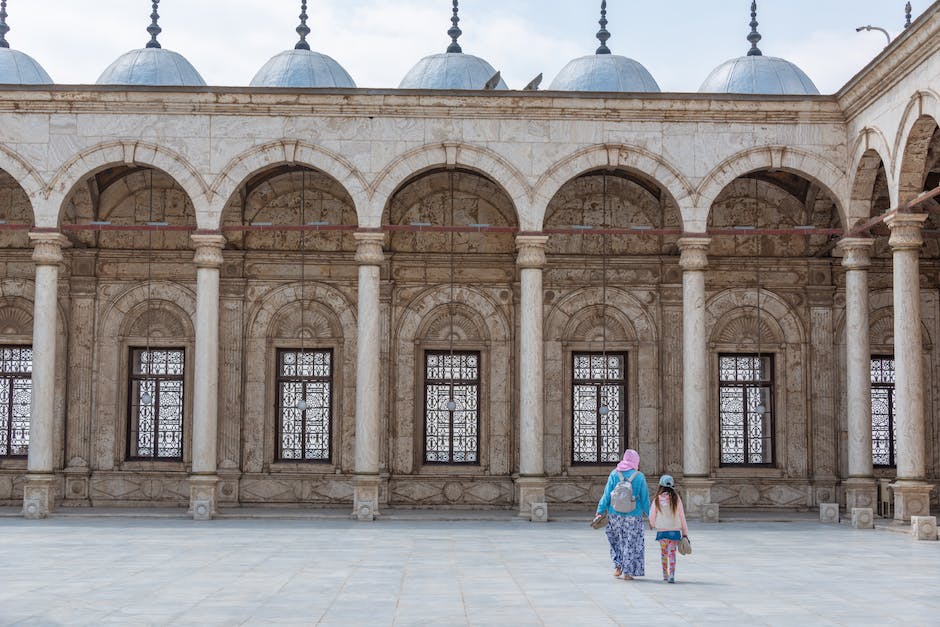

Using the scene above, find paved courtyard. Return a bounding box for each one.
[0,513,937,626]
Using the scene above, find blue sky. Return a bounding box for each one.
[6,1,929,92]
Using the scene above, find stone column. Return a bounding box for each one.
[189,232,225,521]
[885,213,933,520]
[352,231,385,520]
[515,235,549,518]
[678,237,717,521]
[23,232,68,519]
[838,238,877,511]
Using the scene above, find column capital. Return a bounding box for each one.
[515,234,549,269]
[191,232,226,269]
[28,231,69,266]
[354,230,386,265]
[838,237,874,270]
[885,212,928,251]
[678,237,711,271]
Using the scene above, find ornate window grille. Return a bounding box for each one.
[870,356,896,467]
[0,346,31,458]
[572,352,626,464]
[128,348,185,460]
[718,354,774,465]
[276,348,333,462]
[424,351,480,464]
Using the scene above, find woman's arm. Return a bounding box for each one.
[596,472,616,514]
[677,496,689,536]
[635,473,651,517]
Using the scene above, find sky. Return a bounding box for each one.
[3,1,931,93]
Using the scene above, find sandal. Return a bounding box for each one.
[622,574,634,580]
[613,567,622,577]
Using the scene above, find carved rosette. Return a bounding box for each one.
[191,233,226,269]
[838,237,874,270]
[354,231,386,266]
[515,235,548,269]
[885,213,928,251]
[28,232,69,266]
[677,237,711,272]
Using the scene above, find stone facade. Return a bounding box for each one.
[1,9,939,518]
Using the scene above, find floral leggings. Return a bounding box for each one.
[659,539,678,581]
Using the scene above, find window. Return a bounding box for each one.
[128,348,185,460]
[718,354,774,465]
[276,349,333,462]
[572,352,626,464]
[424,351,480,464]
[0,346,31,458]
[871,356,896,467]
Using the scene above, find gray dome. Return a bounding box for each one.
[251,49,355,88]
[0,48,51,84]
[399,52,507,90]
[549,54,659,92]
[699,55,819,95]
[97,48,206,86]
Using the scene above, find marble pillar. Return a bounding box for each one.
[63,274,97,506]
[678,237,715,519]
[23,232,68,519]
[352,231,385,520]
[189,233,225,520]
[885,213,933,520]
[838,238,877,511]
[515,235,549,518]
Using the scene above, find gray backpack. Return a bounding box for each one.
[610,470,638,512]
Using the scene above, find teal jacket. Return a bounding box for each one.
[596,469,651,517]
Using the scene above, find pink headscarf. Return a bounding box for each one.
[616,449,639,472]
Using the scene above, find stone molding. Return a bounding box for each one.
[28,232,69,266]
[678,237,711,271]
[515,235,548,269]
[353,231,385,266]
[885,213,928,250]
[191,233,226,269]
[838,238,874,270]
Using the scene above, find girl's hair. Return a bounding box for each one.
[654,486,678,513]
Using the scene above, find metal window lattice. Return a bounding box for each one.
[129,348,185,460]
[572,353,625,464]
[277,349,333,462]
[424,351,480,464]
[718,354,774,465]
[0,346,32,457]
[870,356,896,467]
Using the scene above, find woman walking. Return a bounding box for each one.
[593,449,650,580]
[648,474,689,583]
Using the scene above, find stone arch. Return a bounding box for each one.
[0,297,33,336]
[532,144,695,231]
[706,288,804,346]
[848,131,895,226]
[0,144,45,207]
[0,279,66,336]
[246,282,357,342]
[369,143,529,229]
[44,141,211,229]
[99,282,197,341]
[696,146,849,231]
[868,308,933,351]
[545,286,656,343]
[211,140,369,231]
[895,102,940,203]
[397,285,510,344]
[419,305,491,343]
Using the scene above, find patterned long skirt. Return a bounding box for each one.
[605,514,645,576]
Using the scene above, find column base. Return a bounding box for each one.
[62,466,91,507]
[892,481,934,521]
[353,475,381,521]
[843,478,878,511]
[23,474,56,519]
[189,474,219,521]
[217,469,241,505]
[514,476,548,520]
[681,478,717,521]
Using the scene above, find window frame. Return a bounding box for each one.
[870,354,897,468]
[274,347,334,464]
[717,353,776,467]
[0,345,32,459]
[422,349,482,465]
[570,351,627,466]
[126,346,186,462]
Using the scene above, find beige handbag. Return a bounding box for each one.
[590,513,608,529]
[678,535,692,555]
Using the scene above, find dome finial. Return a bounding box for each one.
[446,0,462,53]
[146,0,162,49]
[905,2,913,28]
[596,1,611,54]
[746,1,763,56]
[295,0,311,50]
[0,1,11,49]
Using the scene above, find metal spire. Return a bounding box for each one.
[146,0,162,49]
[596,1,611,54]
[0,1,10,49]
[295,0,310,50]
[446,0,462,53]
[905,2,913,28]
[746,0,763,56]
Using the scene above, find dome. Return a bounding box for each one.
[399,52,506,90]
[0,48,51,84]
[251,49,355,88]
[698,55,819,95]
[97,48,206,87]
[549,54,659,92]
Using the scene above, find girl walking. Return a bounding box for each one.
[593,449,650,580]
[648,474,689,583]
